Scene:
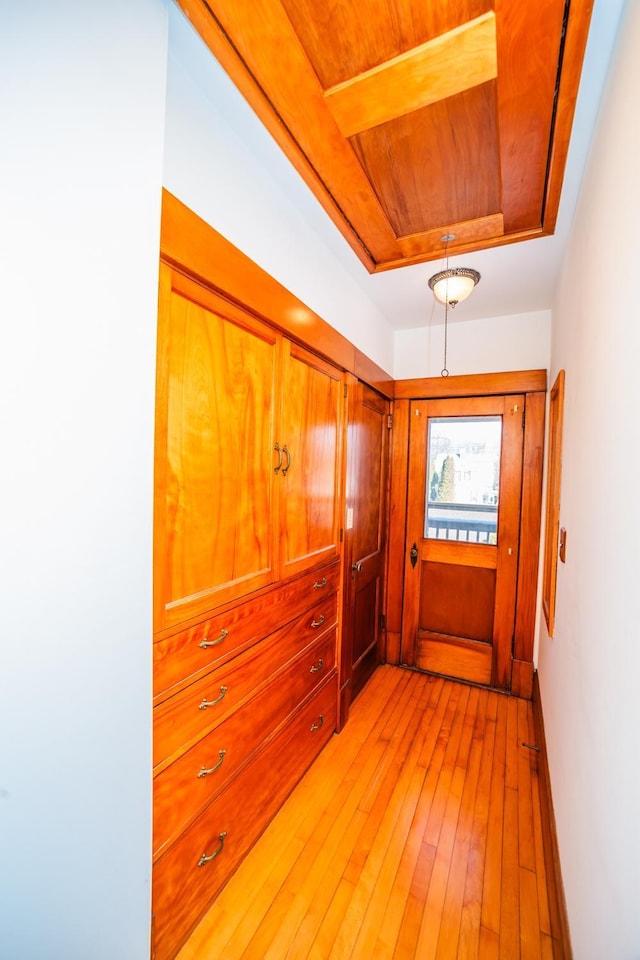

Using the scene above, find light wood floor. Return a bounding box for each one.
[177,665,559,959]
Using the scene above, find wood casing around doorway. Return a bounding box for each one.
[386,372,546,697]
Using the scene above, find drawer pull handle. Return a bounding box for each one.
[197,831,227,867]
[282,444,291,476]
[310,658,324,674]
[310,715,325,732]
[197,749,227,778]
[313,577,328,590]
[310,615,325,629]
[199,686,228,710]
[273,442,283,474]
[199,628,228,649]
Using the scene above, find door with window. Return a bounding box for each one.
[400,395,525,689]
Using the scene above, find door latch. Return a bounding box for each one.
[409,542,418,569]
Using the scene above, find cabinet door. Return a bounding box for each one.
[154,266,280,632]
[278,341,343,580]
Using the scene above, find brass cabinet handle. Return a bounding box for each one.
[310,615,325,629]
[199,686,228,710]
[313,577,328,590]
[310,658,324,674]
[273,442,283,475]
[310,715,324,732]
[197,831,227,867]
[282,445,291,476]
[199,628,228,649]
[409,542,419,569]
[197,749,226,779]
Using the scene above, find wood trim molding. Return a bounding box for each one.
[513,390,546,672]
[394,369,547,400]
[532,671,574,959]
[160,189,393,395]
[542,1,595,235]
[385,398,411,665]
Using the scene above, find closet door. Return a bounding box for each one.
[154,266,281,632]
[278,340,343,580]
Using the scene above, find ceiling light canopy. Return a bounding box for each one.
[428,267,481,307]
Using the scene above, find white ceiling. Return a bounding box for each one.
[177,0,625,331]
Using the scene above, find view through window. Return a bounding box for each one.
[425,416,502,543]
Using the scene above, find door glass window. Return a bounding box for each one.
[425,417,501,543]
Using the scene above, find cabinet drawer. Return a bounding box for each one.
[153,594,337,769]
[153,561,339,702]
[152,676,337,960]
[153,629,336,858]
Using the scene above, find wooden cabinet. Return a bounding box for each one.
[152,261,345,959]
[154,265,343,634]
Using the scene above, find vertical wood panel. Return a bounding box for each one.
[514,391,545,670]
[385,398,410,664]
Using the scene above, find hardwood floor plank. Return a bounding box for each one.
[479,924,500,960]
[346,681,449,959]
[371,681,453,957]
[519,865,542,960]
[458,691,499,960]
[517,698,536,873]
[481,694,508,934]
[175,667,560,960]
[327,678,440,957]
[435,689,488,959]
[499,786,521,959]
[413,687,480,959]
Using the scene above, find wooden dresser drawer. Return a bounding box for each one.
[153,594,337,769]
[153,561,339,702]
[153,628,336,858]
[152,675,337,960]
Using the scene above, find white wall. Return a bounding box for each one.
[0,3,167,957]
[538,2,640,957]
[163,4,395,375]
[393,309,551,380]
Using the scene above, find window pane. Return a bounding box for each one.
[425,417,501,543]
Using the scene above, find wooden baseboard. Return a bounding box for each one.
[532,670,573,960]
[511,658,534,699]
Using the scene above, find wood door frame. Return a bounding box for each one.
[386,371,546,698]
[339,375,391,729]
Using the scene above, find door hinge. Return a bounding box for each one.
[339,528,344,542]
[387,414,393,429]
[379,613,386,630]
[522,410,525,430]
[344,383,348,398]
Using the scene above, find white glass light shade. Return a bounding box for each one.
[428,268,480,306]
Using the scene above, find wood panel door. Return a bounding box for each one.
[154,265,281,633]
[340,381,390,724]
[278,340,343,580]
[401,395,524,689]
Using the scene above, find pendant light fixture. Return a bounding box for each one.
[428,234,480,377]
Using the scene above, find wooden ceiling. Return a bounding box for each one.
[177,0,594,272]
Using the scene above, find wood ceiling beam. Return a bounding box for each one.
[324,12,497,138]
